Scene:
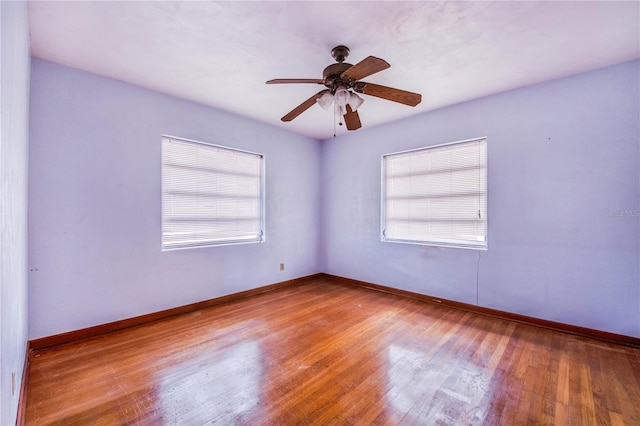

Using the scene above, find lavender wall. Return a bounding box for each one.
[322,60,640,338]
[1,1,30,424]
[28,57,640,342]
[28,59,321,339]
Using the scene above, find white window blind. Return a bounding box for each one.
[162,136,264,250]
[382,137,487,250]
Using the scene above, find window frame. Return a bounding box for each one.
[380,137,488,250]
[161,135,265,251]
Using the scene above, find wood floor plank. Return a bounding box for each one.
[24,278,640,425]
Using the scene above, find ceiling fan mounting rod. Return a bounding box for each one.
[331,45,350,63]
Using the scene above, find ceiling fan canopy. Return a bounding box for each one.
[266,45,422,131]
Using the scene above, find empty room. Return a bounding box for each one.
[2,1,639,425]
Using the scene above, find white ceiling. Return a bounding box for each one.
[28,1,639,140]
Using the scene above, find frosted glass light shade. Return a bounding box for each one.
[334,87,350,107]
[317,92,334,110]
[348,92,364,111]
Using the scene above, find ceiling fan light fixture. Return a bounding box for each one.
[348,92,364,111]
[317,92,334,110]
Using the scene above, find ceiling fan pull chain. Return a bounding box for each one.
[334,102,344,127]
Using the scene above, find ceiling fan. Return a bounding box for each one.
[266,45,422,131]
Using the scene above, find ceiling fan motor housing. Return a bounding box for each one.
[323,63,354,91]
[323,46,357,92]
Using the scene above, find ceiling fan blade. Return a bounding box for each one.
[341,56,390,82]
[281,89,329,122]
[266,79,324,84]
[343,105,362,131]
[354,82,422,106]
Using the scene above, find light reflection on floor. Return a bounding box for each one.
[387,344,490,424]
[158,339,262,424]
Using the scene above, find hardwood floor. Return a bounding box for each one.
[25,278,640,425]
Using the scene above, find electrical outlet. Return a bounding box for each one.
[12,371,16,396]
[279,263,285,271]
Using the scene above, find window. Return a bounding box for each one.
[381,137,487,250]
[162,136,264,250]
